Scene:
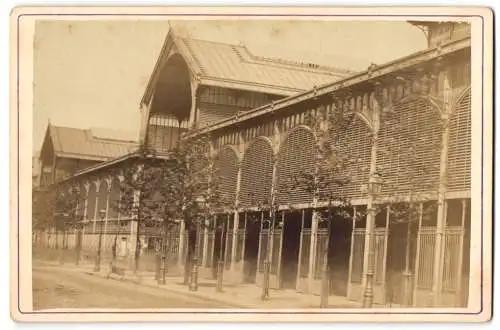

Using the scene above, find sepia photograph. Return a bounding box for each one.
[10,6,493,323]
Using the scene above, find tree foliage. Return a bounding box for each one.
[112,134,233,237]
[32,182,83,231]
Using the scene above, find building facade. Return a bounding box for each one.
[41,22,472,308]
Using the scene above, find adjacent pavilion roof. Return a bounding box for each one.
[141,30,357,105]
[43,124,139,162]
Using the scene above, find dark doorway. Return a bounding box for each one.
[212,216,227,279]
[243,212,261,283]
[281,211,302,289]
[328,215,353,297]
[385,222,411,305]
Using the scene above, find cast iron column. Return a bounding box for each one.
[190,222,201,291]
[216,219,225,292]
[320,204,332,308]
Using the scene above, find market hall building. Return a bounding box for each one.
[42,21,472,308]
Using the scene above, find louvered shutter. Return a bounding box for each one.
[277,127,315,205]
[378,99,442,196]
[323,117,372,200]
[447,89,471,192]
[213,147,238,205]
[240,139,274,207]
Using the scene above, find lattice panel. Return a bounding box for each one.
[277,127,315,205]
[225,231,233,270]
[147,114,188,153]
[240,139,274,207]
[258,230,269,273]
[314,229,328,280]
[299,229,311,278]
[213,147,238,205]
[322,117,372,200]
[205,232,215,267]
[374,230,387,284]
[378,99,442,196]
[350,229,365,284]
[271,231,282,274]
[416,227,436,289]
[442,227,464,292]
[235,229,246,263]
[447,89,471,192]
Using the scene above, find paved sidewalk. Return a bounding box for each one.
[35,259,362,309]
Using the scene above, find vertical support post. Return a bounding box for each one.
[129,219,138,269]
[295,209,305,291]
[362,87,380,308]
[178,219,186,270]
[231,158,242,275]
[320,205,332,308]
[455,199,466,307]
[347,207,357,300]
[230,211,239,275]
[308,211,319,293]
[412,203,424,306]
[103,181,111,263]
[190,220,201,292]
[431,69,452,307]
[202,218,209,267]
[381,205,391,306]
[240,212,248,283]
[92,181,100,234]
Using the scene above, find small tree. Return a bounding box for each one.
[285,105,364,307]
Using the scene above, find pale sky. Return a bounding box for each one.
[33,20,427,153]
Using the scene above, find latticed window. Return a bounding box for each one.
[96,181,108,219]
[86,183,97,220]
[447,88,471,192]
[213,147,238,205]
[147,114,188,153]
[240,139,274,207]
[107,179,120,219]
[378,99,442,196]
[277,127,315,205]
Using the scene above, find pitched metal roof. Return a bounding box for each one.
[141,30,357,105]
[48,125,138,161]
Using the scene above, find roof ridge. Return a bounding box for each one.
[180,35,354,75]
[248,52,356,75]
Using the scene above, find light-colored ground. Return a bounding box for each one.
[33,262,233,310]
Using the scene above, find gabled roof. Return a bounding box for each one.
[141,30,357,105]
[44,124,139,162]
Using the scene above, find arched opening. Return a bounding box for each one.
[447,88,471,192]
[240,138,273,283]
[147,54,192,153]
[86,183,97,222]
[377,98,442,305]
[212,147,239,273]
[96,181,109,233]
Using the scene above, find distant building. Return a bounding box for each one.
[32,151,41,188]
[37,123,138,188]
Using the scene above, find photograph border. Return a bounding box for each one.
[10,6,493,323]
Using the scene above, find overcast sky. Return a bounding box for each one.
[33,20,427,153]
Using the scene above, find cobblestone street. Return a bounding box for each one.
[33,262,231,310]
